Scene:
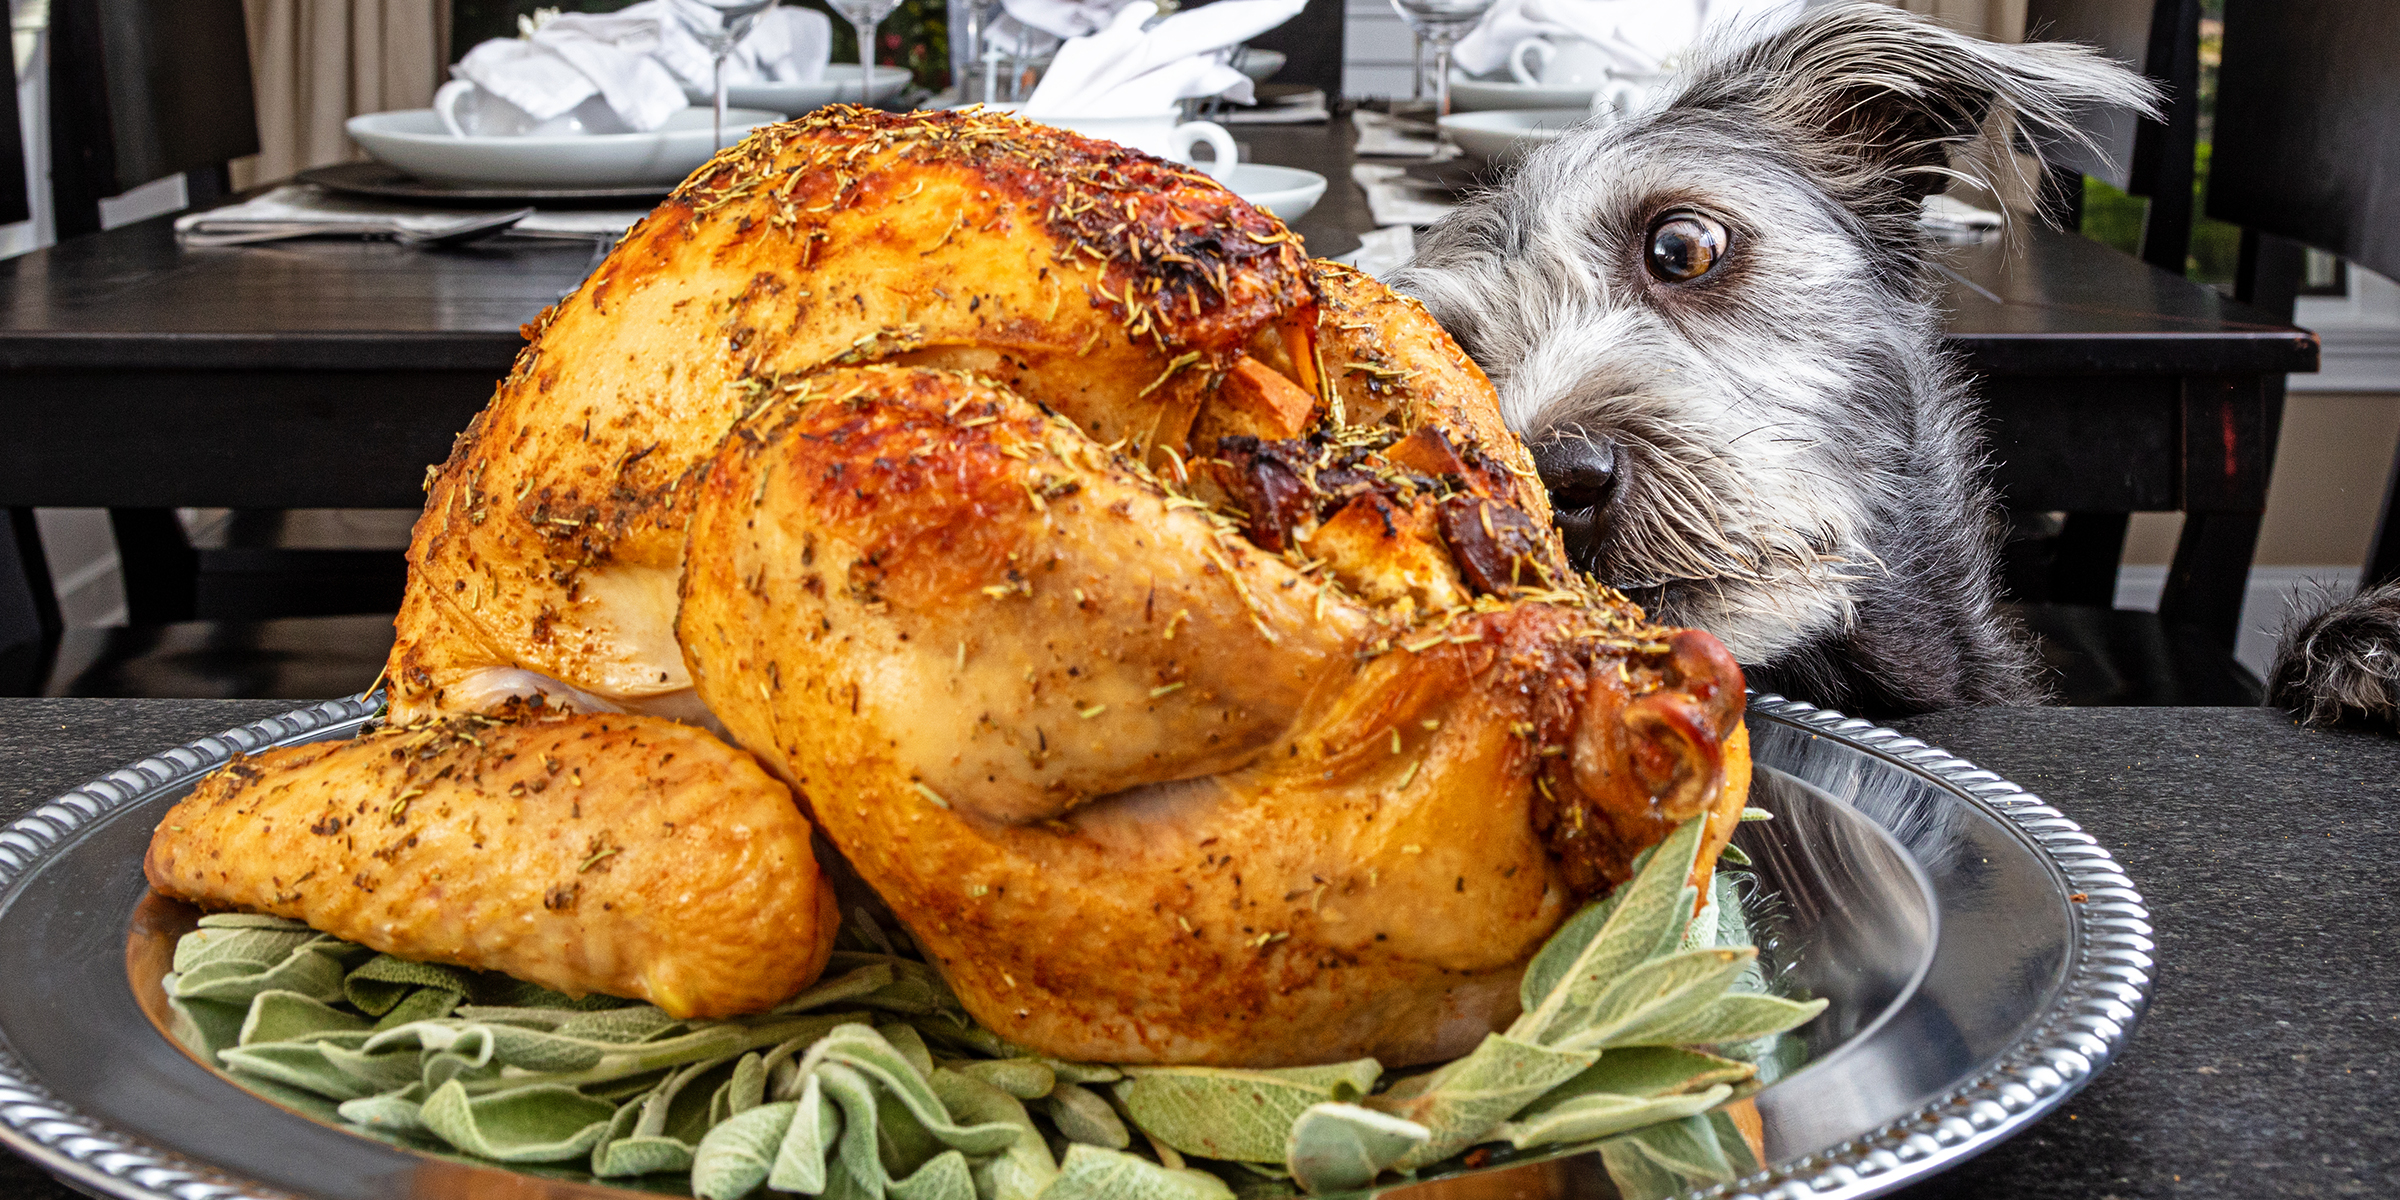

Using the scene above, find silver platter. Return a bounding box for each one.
[0,694,2153,1200]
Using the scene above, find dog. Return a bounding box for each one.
[2270,581,2400,732]
[1391,3,2157,717]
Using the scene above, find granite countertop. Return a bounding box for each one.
[0,699,2391,1198]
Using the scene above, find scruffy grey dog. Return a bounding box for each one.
[1390,3,2157,717]
[2269,581,2400,731]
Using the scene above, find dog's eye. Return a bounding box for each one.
[1646,215,1728,283]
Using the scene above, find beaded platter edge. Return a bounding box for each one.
[0,694,2153,1200]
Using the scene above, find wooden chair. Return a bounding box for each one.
[2204,0,2400,597]
[1992,0,2300,704]
[23,0,408,673]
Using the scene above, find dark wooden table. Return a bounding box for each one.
[0,699,2388,1199]
[0,120,2317,684]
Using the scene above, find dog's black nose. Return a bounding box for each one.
[1529,429,1620,556]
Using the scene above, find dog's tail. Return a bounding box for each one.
[2268,580,2400,732]
[1678,2,2163,224]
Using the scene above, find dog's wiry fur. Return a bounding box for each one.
[2269,580,2400,732]
[1393,4,2155,717]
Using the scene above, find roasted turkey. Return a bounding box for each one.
[148,107,1749,1065]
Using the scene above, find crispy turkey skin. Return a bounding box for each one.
[150,108,1749,1061]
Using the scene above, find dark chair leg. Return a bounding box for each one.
[2049,513,2131,607]
[2366,444,2400,590]
[108,508,200,624]
[2158,510,2264,646]
[1,509,64,696]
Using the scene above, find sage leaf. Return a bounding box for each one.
[1365,1034,1593,1170]
[1046,1144,1235,1200]
[879,1022,938,1079]
[690,1098,796,1199]
[418,1079,616,1163]
[767,1072,842,1194]
[1043,1059,1124,1086]
[173,946,348,1006]
[240,990,370,1045]
[1509,816,1707,1046]
[336,1087,429,1136]
[168,995,246,1060]
[1607,1112,1740,1183]
[371,987,462,1031]
[1041,1081,1130,1149]
[944,1057,1056,1099]
[594,1135,695,1179]
[930,1068,1057,1200]
[1495,1083,1733,1149]
[890,1148,976,1200]
[1603,992,1829,1049]
[1115,1059,1381,1162]
[219,1040,389,1101]
[1536,1048,1754,1106]
[1284,1102,1428,1195]
[773,962,896,1013]
[1554,948,1753,1052]
[173,921,319,976]
[345,954,475,1016]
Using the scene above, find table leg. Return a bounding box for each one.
[1,510,63,696]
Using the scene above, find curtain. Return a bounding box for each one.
[235,0,450,185]
[1888,0,2025,42]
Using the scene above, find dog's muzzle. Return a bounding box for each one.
[1528,427,1620,562]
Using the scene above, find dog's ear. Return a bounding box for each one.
[1672,3,2159,223]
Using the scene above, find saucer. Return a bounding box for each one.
[1224,163,1326,221]
[346,107,785,187]
[685,65,914,114]
[1447,72,1596,112]
[1438,108,1589,165]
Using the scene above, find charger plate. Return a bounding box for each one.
[0,694,2152,1200]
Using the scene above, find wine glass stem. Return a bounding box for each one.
[856,20,875,103]
[1434,43,1454,118]
[712,50,729,151]
[1413,34,1426,102]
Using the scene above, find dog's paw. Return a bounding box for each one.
[2267,580,2400,732]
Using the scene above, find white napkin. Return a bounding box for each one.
[1352,110,1455,160]
[450,4,832,135]
[454,14,690,132]
[173,185,647,243]
[1023,0,1303,117]
[1453,0,1800,79]
[1351,164,1460,227]
[618,1,834,88]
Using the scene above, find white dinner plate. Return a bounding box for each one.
[1224,162,1326,222]
[1438,108,1590,166]
[345,107,785,187]
[683,65,915,115]
[1448,71,1597,112]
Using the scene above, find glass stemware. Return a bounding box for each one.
[673,0,780,151]
[1388,0,1497,118]
[830,0,906,104]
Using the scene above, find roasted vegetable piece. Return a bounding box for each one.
[145,701,838,1018]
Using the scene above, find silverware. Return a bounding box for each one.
[180,206,537,248]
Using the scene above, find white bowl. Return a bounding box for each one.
[345,106,785,187]
[686,65,915,115]
[1438,108,1589,166]
[1236,48,1287,82]
[1224,163,1325,222]
[1447,71,1596,113]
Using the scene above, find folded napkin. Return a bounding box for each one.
[1222,87,1330,125]
[1023,0,1303,117]
[1351,110,1456,160]
[1333,224,1418,281]
[452,3,831,134]
[1453,0,1799,79]
[173,186,648,244]
[1351,163,1460,227]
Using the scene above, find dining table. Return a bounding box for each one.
[0,697,2387,1199]
[0,116,2319,695]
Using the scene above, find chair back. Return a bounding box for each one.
[2022,0,2200,272]
[1,52,27,226]
[47,0,259,238]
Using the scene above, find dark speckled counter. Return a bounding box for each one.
[0,700,2392,1198]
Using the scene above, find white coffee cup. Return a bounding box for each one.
[1509,36,1615,88]
[993,105,1240,181]
[1586,67,1669,119]
[434,80,633,138]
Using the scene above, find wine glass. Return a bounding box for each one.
[671,0,780,151]
[952,0,1003,103]
[1388,0,1497,119]
[830,0,905,104]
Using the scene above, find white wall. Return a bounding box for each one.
[1342,0,1417,100]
